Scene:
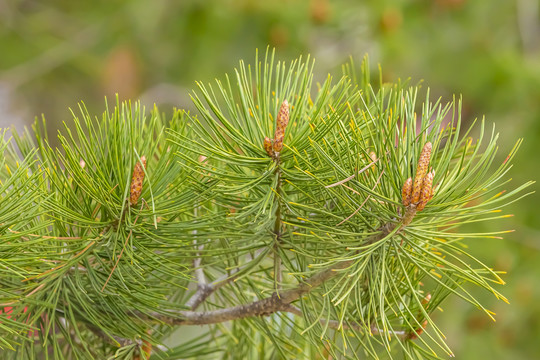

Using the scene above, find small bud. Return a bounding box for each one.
[130,156,147,206]
[421,293,432,306]
[417,170,434,211]
[402,177,412,206]
[410,320,429,340]
[411,142,432,204]
[273,100,290,152]
[263,137,273,157]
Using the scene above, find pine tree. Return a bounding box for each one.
[0,50,533,359]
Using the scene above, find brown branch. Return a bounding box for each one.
[185,240,208,309]
[146,257,356,326]
[185,251,263,310]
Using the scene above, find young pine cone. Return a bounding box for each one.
[411,142,432,204]
[264,136,273,157]
[273,100,289,152]
[401,142,435,212]
[402,177,412,206]
[417,170,434,211]
[130,156,147,206]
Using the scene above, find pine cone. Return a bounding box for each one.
[402,177,412,206]
[264,136,273,157]
[273,100,289,152]
[411,142,432,204]
[417,170,434,211]
[130,156,147,206]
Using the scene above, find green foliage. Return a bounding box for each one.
[0,51,532,359]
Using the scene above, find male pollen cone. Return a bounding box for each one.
[411,142,432,204]
[130,156,147,206]
[273,100,289,152]
[263,136,273,157]
[417,170,434,211]
[402,177,412,206]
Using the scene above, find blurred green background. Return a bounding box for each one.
[0,0,538,358]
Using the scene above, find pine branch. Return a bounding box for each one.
[271,99,290,292]
[1,52,532,359]
[146,221,398,326]
[185,241,208,310]
[185,249,269,310]
[147,261,353,325]
[273,156,283,291]
[185,265,240,310]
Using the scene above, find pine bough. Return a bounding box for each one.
[0,51,533,359]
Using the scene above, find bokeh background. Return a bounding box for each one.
[1,0,539,358]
